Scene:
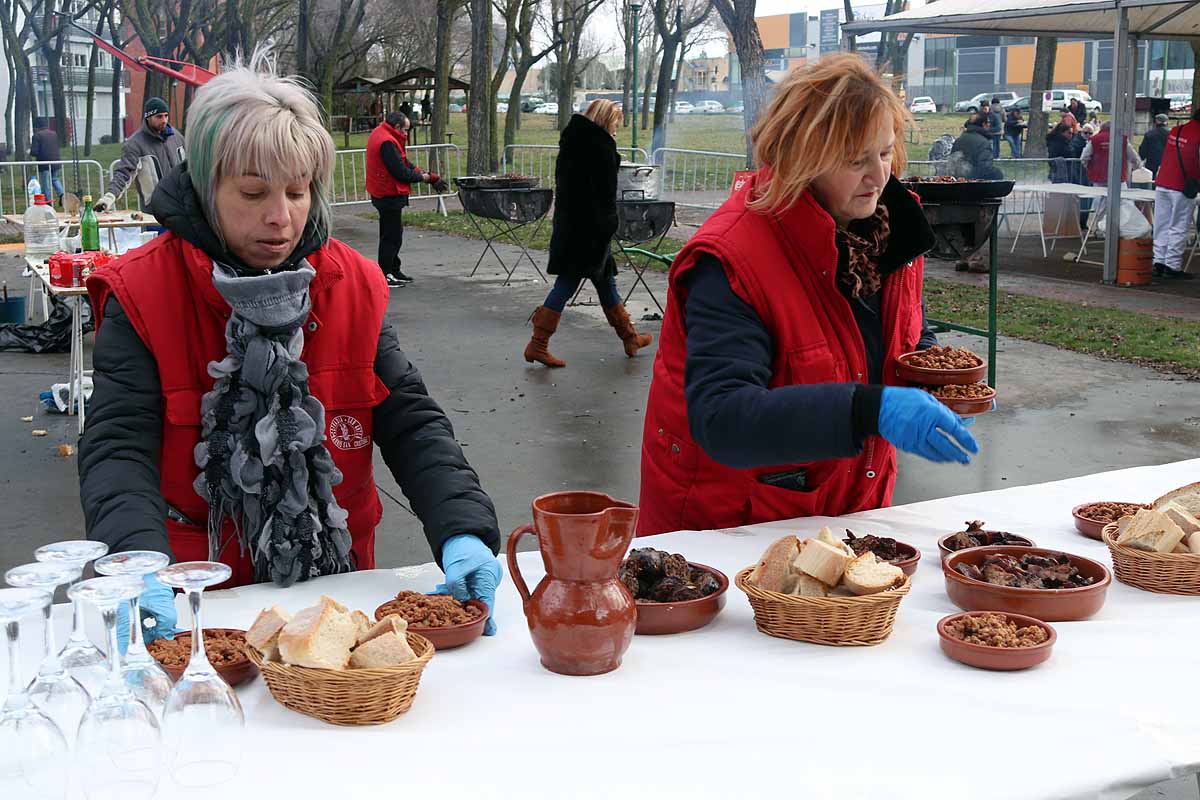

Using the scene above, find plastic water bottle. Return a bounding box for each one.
[22,193,61,262]
[26,176,42,206]
[80,195,100,252]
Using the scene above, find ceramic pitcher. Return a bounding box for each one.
[507,491,638,676]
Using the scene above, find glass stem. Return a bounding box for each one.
[67,595,88,645]
[186,588,212,674]
[38,595,62,675]
[4,620,26,711]
[100,606,124,697]
[127,597,146,655]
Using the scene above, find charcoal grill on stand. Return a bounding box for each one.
[457,184,553,286]
[904,178,1014,388]
[570,200,675,315]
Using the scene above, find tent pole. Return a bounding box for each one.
[1103,7,1129,284]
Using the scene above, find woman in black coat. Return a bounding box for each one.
[523,99,652,368]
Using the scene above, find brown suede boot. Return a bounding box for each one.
[604,304,653,357]
[523,306,566,368]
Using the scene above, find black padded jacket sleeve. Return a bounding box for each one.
[372,319,500,566]
[380,141,425,184]
[77,297,171,557]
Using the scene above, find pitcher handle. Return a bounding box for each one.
[506,523,536,603]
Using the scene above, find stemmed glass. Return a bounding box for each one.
[4,562,90,745]
[35,540,109,697]
[94,551,173,718]
[159,561,244,788]
[0,587,68,800]
[70,576,162,800]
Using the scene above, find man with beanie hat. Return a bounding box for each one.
[94,96,186,212]
[1139,113,1170,177]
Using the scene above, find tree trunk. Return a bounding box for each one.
[1191,41,1200,112]
[505,63,532,148]
[2,13,14,156]
[669,40,688,125]
[1026,37,1057,158]
[467,0,493,174]
[713,0,768,165]
[432,0,456,170]
[842,0,856,52]
[651,6,681,157]
[296,0,309,78]
[0,0,33,161]
[621,4,632,127]
[641,29,658,130]
[84,37,99,155]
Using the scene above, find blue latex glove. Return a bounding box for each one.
[878,386,979,465]
[115,574,177,655]
[434,534,503,636]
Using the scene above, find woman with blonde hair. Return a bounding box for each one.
[637,54,979,536]
[78,50,504,640]
[523,98,653,367]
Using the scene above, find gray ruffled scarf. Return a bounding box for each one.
[193,260,354,586]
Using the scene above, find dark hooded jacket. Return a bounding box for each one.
[950,123,1003,180]
[78,164,500,568]
[547,113,620,281]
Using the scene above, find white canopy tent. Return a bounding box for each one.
[845,0,1200,282]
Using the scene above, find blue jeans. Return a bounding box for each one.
[544,274,620,313]
[1004,134,1022,158]
[991,136,1000,158]
[37,167,64,202]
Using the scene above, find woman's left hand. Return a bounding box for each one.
[435,534,504,635]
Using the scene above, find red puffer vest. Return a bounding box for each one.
[88,233,391,586]
[637,172,925,536]
[1155,120,1200,193]
[366,123,413,199]
[1086,127,1130,185]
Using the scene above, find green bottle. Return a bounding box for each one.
[80,195,100,252]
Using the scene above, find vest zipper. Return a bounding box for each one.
[864,439,877,479]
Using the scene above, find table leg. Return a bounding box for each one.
[987,222,998,390]
[619,253,666,315]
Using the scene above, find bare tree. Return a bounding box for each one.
[1025,37,1057,158]
[0,0,39,159]
[1191,41,1200,112]
[548,0,606,129]
[84,0,116,155]
[120,0,197,101]
[466,0,492,173]
[504,0,557,147]
[710,0,765,163]
[614,0,652,128]
[841,0,855,51]
[639,19,659,129]
[432,0,462,156]
[874,0,914,91]
[648,0,710,153]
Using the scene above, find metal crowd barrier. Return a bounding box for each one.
[0,159,107,216]
[651,147,747,210]
[501,144,650,186]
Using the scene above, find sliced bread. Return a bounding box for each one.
[817,526,854,557]
[791,573,831,597]
[795,537,854,587]
[357,613,408,647]
[319,595,349,614]
[748,535,802,592]
[1187,532,1200,555]
[351,610,372,642]
[1115,509,1186,554]
[245,605,291,661]
[277,600,359,670]
[841,552,905,596]
[1152,482,1200,519]
[349,631,417,669]
[1157,500,1200,536]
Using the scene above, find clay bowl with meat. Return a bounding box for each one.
[1072,501,1151,540]
[844,535,921,577]
[928,384,996,416]
[937,531,1037,560]
[148,627,257,687]
[942,546,1111,621]
[373,595,489,650]
[936,611,1057,671]
[634,563,729,635]
[895,349,987,387]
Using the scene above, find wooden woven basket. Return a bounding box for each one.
[245,632,434,725]
[1102,523,1200,595]
[734,567,910,646]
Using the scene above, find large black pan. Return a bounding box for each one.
[902,178,1015,203]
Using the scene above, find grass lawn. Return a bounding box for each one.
[396,208,1200,378]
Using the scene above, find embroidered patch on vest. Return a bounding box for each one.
[329,414,370,450]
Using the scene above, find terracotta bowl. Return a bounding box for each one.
[936,611,1057,671]
[895,350,987,386]
[1072,502,1150,541]
[373,598,489,650]
[938,531,1037,560]
[942,546,1111,622]
[150,628,258,687]
[930,385,996,416]
[635,563,729,635]
[891,542,921,577]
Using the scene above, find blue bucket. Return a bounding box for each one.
[0,296,27,324]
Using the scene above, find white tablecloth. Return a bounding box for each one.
[12,460,1200,799]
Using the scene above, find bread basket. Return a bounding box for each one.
[735,567,910,646]
[1102,523,1200,595]
[245,632,434,725]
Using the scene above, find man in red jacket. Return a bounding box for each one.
[365,112,448,287]
[1152,111,1200,280]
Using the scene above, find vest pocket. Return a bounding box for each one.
[784,343,847,384]
[163,388,203,427]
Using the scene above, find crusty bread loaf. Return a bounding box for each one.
[748,536,802,592]
[1115,509,1185,554]
[1153,482,1200,519]
[840,552,905,596]
[351,610,372,642]
[357,614,408,647]
[793,573,831,597]
[319,595,349,614]
[1157,500,1200,536]
[245,605,290,661]
[277,601,359,670]
[348,631,417,668]
[1187,532,1200,555]
[795,538,854,587]
[817,526,854,557]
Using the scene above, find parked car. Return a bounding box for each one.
[1167,93,1192,112]
[673,101,695,114]
[448,103,464,113]
[521,97,545,113]
[1067,90,1103,112]
[694,100,725,113]
[909,96,937,114]
[1003,96,1031,112]
[953,91,1018,113]
[497,102,509,113]
[534,102,559,115]
[727,102,744,114]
